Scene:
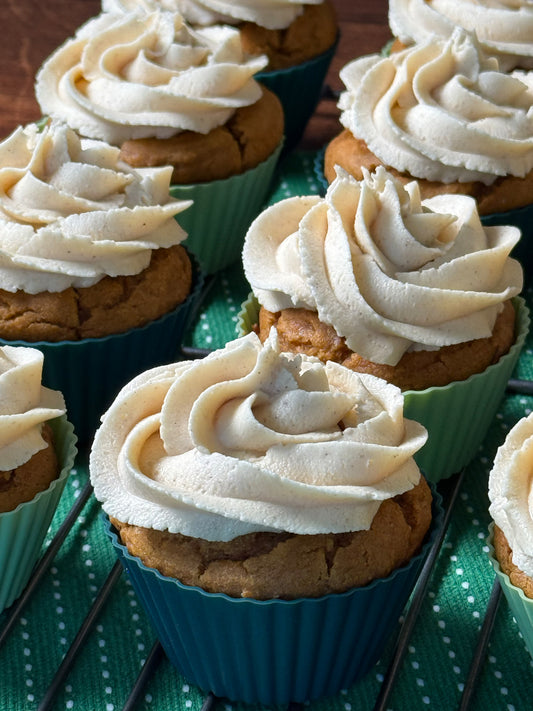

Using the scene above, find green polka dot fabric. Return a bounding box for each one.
[2,151,533,711]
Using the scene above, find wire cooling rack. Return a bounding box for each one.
[2,154,533,711]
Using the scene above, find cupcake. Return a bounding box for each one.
[322,29,533,277]
[0,344,77,613]
[90,329,440,703]
[388,0,533,71]
[241,166,529,480]
[100,0,339,150]
[488,411,533,659]
[0,119,200,442]
[35,10,285,273]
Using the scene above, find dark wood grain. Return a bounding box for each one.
[0,0,391,147]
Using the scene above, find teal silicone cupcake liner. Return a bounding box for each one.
[404,296,529,481]
[236,295,529,482]
[169,140,283,274]
[313,146,328,195]
[0,258,204,445]
[103,488,443,705]
[0,415,77,614]
[256,34,339,153]
[482,204,533,285]
[487,523,533,660]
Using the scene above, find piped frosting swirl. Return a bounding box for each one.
[242,166,523,366]
[338,28,533,185]
[101,0,323,30]
[389,0,533,71]
[0,345,66,471]
[89,330,427,541]
[35,10,268,144]
[0,120,190,294]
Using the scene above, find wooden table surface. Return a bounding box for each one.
[0,0,392,149]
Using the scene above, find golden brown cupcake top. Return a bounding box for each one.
[90,330,428,542]
[243,166,523,366]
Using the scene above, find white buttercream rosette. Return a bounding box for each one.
[36,10,268,144]
[338,27,533,185]
[101,0,323,30]
[0,345,66,472]
[489,412,533,579]
[389,0,533,71]
[242,166,523,365]
[0,120,191,294]
[90,330,427,541]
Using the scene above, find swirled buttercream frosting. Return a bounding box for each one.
[89,330,427,541]
[35,10,268,145]
[338,27,533,185]
[389,0,533,71]
[0,345,66,472]
[0,120,191,294]
[101,0,323,30]
[242,166,523,366]
[489,412,533,578]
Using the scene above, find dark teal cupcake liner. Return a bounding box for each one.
[169,140,283,274]
[103,487,442,705]
[0,258,204,445]
[0,415,77,613]
[257,34,339,152]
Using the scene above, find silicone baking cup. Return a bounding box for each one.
[487,523,533,660]
[236,295,529,482]
[0,415,77,614]
[256,34,339,153]
[103,488,442,705]
[0,257,204,445]
[169,140,283,274]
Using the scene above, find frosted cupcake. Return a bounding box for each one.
[389,0,533,71]
[90,329,440,703]
[488,411,533,659]
[0,345,77,613]
[241,166,528,480]
[100,0,339,150]
[0,119,200,442]
[323,29,533,277]
[35,10,284,273]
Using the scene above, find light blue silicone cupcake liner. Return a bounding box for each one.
[169,140,283,274]
[0,415,77,614]
[236,295,529,482]
[0,259,204,445]
[487,523,533,659]
[256,34,339,152]
[103,487,442,705]
[482,204,533,285]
